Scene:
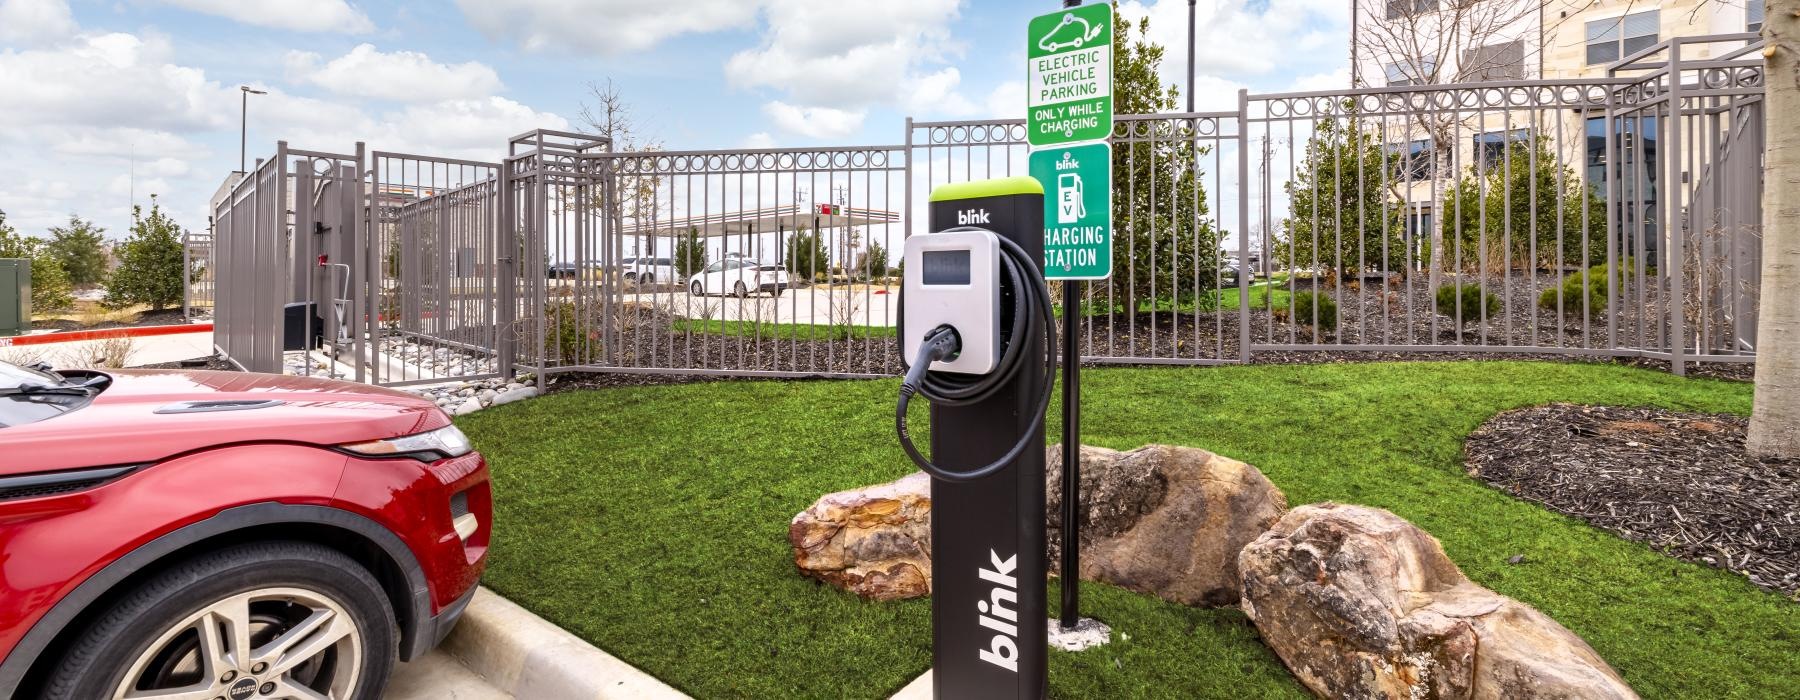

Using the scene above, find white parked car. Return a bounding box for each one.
[625,257,676,285]
[689,259,791,297]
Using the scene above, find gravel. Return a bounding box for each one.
[1465,403,1799,599]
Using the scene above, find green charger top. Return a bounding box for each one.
[927,176,1044,202]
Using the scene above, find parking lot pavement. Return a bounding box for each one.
[386,649,511,700]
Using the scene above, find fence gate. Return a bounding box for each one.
[365,152,507,386]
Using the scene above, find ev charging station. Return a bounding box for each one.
[898,178,1055,698]
[893,3,1113,698]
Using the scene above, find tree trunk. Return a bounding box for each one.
[1749,5,1800,459]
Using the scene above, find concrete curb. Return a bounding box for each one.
[441,588,691,700]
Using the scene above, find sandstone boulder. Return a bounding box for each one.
[1238,503,1638,700]
[1048,443,1289,607]
[789,471,931,600]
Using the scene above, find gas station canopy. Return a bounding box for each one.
[618,203,901,239]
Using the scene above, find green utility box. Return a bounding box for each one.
[0,258,29,337]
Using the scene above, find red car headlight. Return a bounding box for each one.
[341,425,473,461]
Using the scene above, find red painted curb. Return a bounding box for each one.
[1,323,213,347]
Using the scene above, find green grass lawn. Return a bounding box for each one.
[456,362,1797,699]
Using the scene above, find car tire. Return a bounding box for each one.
[41,540,398,700]
[691,281,704,296]
[771,287,784,298]
[734,281,748,298]
[641,273,655,285]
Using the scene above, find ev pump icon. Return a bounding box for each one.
[1056,173,1084,225]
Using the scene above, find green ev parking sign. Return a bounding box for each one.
[1029,142,1112,280]
[1027,3,1113,147]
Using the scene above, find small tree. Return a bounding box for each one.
[104,202,185,311]
[674,227,707,277]
[0,210,75,313]
[1110,8,1220,313]
[1435,138,1606,273]
[1276,118,1407,277]
[784,227,830,282]
[856,241,889,282]
[46,216,109,286]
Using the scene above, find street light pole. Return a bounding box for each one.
[1188,0,1196,113]
[240,86,267,173]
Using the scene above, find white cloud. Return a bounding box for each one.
[456,0,758,54]
[982,80,1027,119]
[1116,0,1348,99]
[0,32,234,132]
[726,0,961,106]
[762,101,864,140]
[742,132,778,149]
[382,98,570,157]
[725,0,966,136]
[0,0,75,45]
[285,44,504,102]
[153,0,374,33]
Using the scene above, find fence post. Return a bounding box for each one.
[1238,90,1252,363]
[1667,43,1687,376]
[497,159,517,380]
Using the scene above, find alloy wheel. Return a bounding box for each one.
[112,586,363,700]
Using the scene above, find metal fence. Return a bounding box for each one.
[209,34,1764,383]
[182,229,213,321]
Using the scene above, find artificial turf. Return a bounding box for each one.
[455,361,1797,699]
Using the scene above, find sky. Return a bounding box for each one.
[0,0,1352,242]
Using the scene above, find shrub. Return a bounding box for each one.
[1538,263,1612,315]
[1291,290,1338,331]
[105,203,184,311]
[1436,283,1500,327]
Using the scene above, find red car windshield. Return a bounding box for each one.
[0,361,100,429]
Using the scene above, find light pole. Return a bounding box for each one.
[239,86,267,173]
[1188,0,1196,113]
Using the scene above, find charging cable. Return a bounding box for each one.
[896,231,1058,482]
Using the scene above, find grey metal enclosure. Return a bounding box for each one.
[206,34,1766,383]
[0,258,28,338]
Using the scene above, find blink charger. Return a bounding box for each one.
[901,228,1002,375]
[896,177,1056,699]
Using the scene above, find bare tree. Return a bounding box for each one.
[579,79,665,263]
[1353,0,1594,289]
[1748,6,1799,459]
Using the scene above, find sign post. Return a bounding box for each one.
[1028,1,1113,634]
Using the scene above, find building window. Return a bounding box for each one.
[1385,0,1439,20]
[1388,139,1435,181]
[1384,59,1437,86]
[1461,41,1525,81]
[1473,128,1531,171]
[1586,10,1660,65]
[1748,0,1765,32]
[1586,116,1659,257]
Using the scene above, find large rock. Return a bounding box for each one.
[1238,503,1637,700]
[789,471,931,600]
[1048,443,1289,607]
[791,445,1287,606]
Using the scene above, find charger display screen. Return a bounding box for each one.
[921,250,971,285]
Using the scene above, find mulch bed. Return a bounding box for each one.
[1466,403,1799,599]
[38,309,189,333]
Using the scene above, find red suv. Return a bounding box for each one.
[0,361,493,699]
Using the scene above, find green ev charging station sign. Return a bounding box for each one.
[1028,4,1113,281]
[1027,3,1113,147]
[1030,143,1111,279]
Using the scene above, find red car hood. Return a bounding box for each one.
[2,370,449,475]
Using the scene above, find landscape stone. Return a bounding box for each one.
[789,471,932,600]
[1048,443,1288,606]
[1238,503,1638,700]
